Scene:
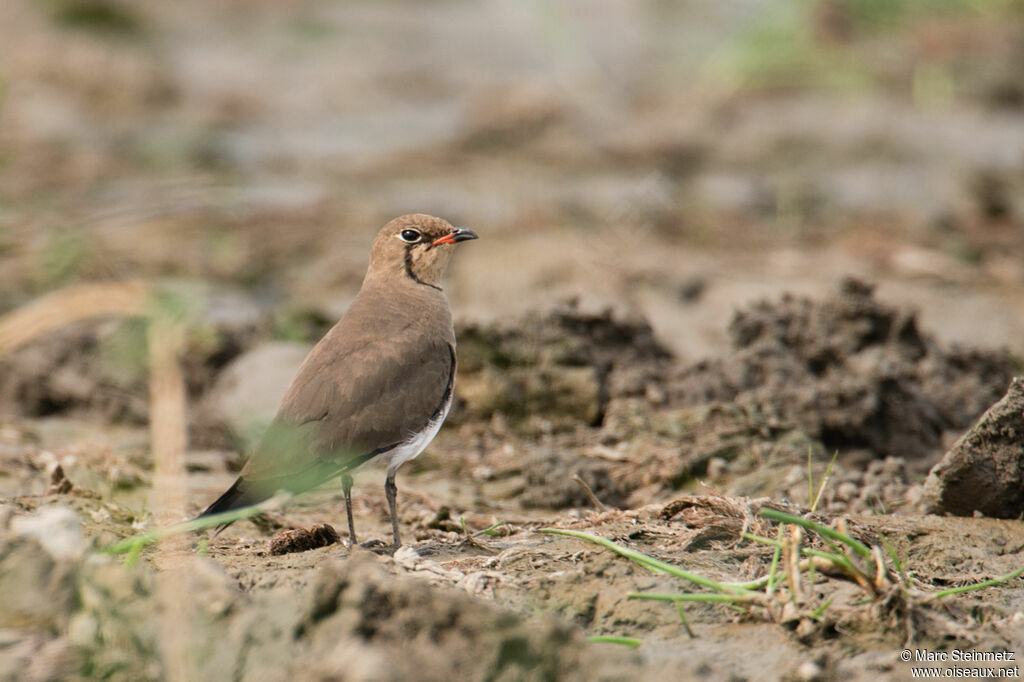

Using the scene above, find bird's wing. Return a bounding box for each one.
[235,328,454,496]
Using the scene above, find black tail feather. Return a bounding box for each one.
[196,455,385,532]
[196,478,261,532]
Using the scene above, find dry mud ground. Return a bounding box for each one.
[2,283,1023,681]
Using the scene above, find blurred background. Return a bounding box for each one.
[1,0,1023,361]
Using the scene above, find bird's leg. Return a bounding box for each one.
[341,473,357,546]
[385,471,401,551]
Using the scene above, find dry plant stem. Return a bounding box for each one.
[810,451,838,513]
[785,525,803,605]
[571,474,608,511]
[0,281,149,356]
[148,312,191,682]
[766,526,783,599]
[147,304,193,681]
[149,314,188,527]
[459,519,496,554]
[873,546,891,590]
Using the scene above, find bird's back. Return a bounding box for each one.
[235,282,455,497]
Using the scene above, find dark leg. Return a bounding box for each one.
[341,473,357,546]
[385,471,401,550]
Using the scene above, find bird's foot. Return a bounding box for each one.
[357,538,391,554]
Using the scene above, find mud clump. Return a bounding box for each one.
[0,291,264,426]
[459,281,1012,510]
[667,278,1015,465]
[270,524,340,555]
[291,554,624,682]
[453,298,672,429]
[518,446,624,509]
[923,376,1024,518]
[0,321,151,424]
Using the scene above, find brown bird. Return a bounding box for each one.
[198,214,477,550]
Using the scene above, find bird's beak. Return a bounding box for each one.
[431,227,478,246]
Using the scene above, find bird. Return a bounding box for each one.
[197,214,477,550]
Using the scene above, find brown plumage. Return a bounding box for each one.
[198,214,477,549]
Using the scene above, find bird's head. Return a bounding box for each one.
[365,214,478,289]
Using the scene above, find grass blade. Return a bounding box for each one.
[587,635,641,647]
[630,592,761,604]
[102,492,292,556]
[758,508,872,559]
[930,565,1024,600]
[539,528,754,595]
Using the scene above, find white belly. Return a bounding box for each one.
[383,392,453,475]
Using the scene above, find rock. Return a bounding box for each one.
[923,376,1024,518]
[0,630,76,682]
[196,340,311,448]
[10,506,86,560]
[0,534,78,630]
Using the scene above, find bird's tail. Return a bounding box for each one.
[195,477,261,531]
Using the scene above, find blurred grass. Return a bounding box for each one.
[38,232,92,289]
[271,307,332,344]
[44,0,142,37]
[713,0,1023,96]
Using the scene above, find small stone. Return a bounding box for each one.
[10,506,85,560]
[706,457,728,479]
[795,660,824,682]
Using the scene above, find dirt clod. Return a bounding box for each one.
[453,298,672,429]
[269,524,340,555]
[48,464,73,495]
[667,278,1015,465]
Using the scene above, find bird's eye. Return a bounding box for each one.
[399,229,421,243]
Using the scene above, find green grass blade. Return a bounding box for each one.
[807,445,814,511]
[758,508,872,559]
[587,635,642,648]
[742,532,782,548]
[101,493,292,556]
[877,531,908,586]
[539,528,753,594]
[810,450,838,513]
[629,592,760,604]
[930,565,1024,599]
[474,521,509,537]
[810,596,834,621]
